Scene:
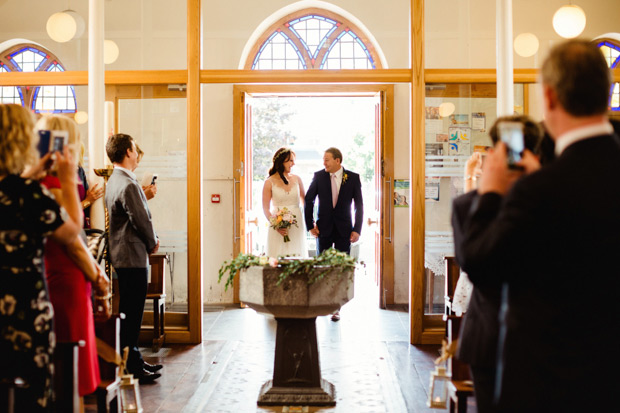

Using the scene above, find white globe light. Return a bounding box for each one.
[63,10,85,39]
[74,111,88,125]
[104,40,120,64]
[514,33,539,57]
[438,102,455,118]
[46,12,77,43]
[553,5,586,39]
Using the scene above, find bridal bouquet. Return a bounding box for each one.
[269,207,298,242]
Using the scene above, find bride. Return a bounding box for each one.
[262,147,308,258]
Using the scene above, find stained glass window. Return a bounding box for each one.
[0,65,23,105]
[0,44,76,114]
[598,40,620,112]
[248,10,381,70]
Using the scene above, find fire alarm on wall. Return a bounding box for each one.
[211,194,220,203]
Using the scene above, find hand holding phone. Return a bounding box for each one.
[497,121,524,169]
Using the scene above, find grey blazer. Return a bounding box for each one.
[105,167,158,268]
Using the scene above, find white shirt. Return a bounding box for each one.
[114,165,137,181]
[554,121,614,156]
[331,166,344,195]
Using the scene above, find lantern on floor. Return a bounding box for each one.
[427,365,449,408]
[120,373,143,413]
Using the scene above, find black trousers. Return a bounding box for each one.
[317,228,351,254]
[470,365,498,413]
[116,267,148,373]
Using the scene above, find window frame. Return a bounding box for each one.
[244,8,383,70]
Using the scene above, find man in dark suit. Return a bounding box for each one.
[105,133,162,383]
[304,147,363,255]
[305,147,363,321]
[459,40,620,411]
[452,116,544,413]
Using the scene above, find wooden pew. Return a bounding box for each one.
[142,253,168,351]
[443,256,474,413]
[444,256,461,317]
[95,314,123,413]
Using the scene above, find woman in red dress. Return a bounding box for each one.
[36,115,110,400]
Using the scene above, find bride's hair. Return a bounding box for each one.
[269,147,295,185]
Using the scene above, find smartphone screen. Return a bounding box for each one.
[151,174,158,185]
[498,121,524,168]
[51,131,68,153]
[37,130,51,157]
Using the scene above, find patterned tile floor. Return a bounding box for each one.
[86,271,456,413]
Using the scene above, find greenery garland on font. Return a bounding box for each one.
[217,248,361,292]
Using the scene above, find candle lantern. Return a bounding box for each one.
[120,373,143,413]
[427,365,449,409]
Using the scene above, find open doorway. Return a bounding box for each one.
[233,85,395,309]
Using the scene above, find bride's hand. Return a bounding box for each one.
[277,228,288,236]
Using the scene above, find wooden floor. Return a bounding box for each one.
[85,271,474,412]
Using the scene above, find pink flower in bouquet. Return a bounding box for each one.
[268,257,279,267]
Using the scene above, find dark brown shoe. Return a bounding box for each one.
[136,369,161,384]
[143,361,163,372]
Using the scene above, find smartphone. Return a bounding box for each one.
[37,130,51,157]
[151,174,158,185]
[50,130,68,153]
[497,121,524,169]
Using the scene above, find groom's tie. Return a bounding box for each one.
[331,173,338,207]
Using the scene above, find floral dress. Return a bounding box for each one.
[0,175,65,411]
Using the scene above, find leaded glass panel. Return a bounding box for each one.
[9,47,46,72]
[288,15,337,59]
[0,66,23,105]
[33,85,76,113]
[611,83,619,111]
[599,42,620,68]
[321,31,374,70]
[253,31,305,70]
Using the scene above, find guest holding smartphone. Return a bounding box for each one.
[35,115,110,402]
[0,104,83,411]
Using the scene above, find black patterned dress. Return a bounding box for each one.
[0,175,65,411]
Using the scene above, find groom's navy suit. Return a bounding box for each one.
[304,168,363,254]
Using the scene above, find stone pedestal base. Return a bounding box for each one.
[257,379,336,406]
[256,317,336,406]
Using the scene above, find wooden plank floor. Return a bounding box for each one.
[85,271,469,412]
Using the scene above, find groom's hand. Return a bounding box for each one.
[310,225,320,237]
[350,232,360,243]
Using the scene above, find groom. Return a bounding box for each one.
[304,147,363,255]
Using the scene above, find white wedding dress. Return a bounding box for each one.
[266,181,308,258]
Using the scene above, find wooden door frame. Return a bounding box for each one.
[232,84,395,305]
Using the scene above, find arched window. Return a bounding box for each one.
[246,9,382,70]
[0,42,77,113]
[597,39,620,111]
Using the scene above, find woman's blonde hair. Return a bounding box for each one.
[35,114,81,160]
[0,104,37,175]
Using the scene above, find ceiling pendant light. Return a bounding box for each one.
[46,11,77,43]
[514,33,540,57]
[552,5,586,39]
[104,40,120,64]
